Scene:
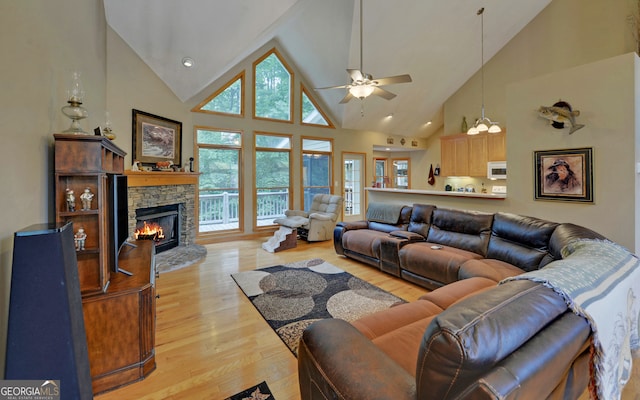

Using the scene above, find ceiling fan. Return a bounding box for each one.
[315,0,412,104]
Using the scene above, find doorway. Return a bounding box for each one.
[342,152,366,222]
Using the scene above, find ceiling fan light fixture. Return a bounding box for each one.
[349,84,375,99]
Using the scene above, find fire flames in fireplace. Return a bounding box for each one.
[134,221,166,241]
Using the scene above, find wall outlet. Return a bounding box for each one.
[492,185,507,194]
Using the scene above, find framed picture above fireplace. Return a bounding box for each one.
[132,109,182,167]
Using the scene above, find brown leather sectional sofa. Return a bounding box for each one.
[298,203,607,399]
[333,203,602,290]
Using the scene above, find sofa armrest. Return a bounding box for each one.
[298,319,416,400]
[336,220,369,230]
[285,209,309,218]
[334,221,370,255]
[390,230,426,242]
[379,232,424,276]
[308,212,333,221]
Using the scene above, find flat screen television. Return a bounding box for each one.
[109,174,135,276]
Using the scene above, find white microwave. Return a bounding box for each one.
[487,161,507,180]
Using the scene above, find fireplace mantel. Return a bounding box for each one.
[125,171,199,187]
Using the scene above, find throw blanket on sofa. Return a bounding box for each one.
[365,202,405,224]
[501,239,640,400]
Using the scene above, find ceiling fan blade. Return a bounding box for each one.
[372,86,397,100]
[315,84,349,90]
[347,69,364,82]
[373,74,412,86]
[339,91,355,104]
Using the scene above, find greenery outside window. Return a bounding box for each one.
[196,128,243,234]
[253,48,293,122]
[300,84,334,127]
[302,137,333,210]
[255,133,292,228]
[192,71,244,117]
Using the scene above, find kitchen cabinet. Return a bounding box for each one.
[468,135,488,177]
[440,134,469,176]
[440,131,506,177]
[487,131,506,161]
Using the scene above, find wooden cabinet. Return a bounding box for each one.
[54,134,156,395]
[54,134,126,294]
[82,240,156,395]
[468,135,488,177]
[440,131,506,177]
[487,131,506,161]
[440,134,469,176]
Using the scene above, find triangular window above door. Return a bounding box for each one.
[192,71,244,117]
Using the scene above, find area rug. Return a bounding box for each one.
[155,244,207,273]
[231,258,406,355]
[225,381,274,400]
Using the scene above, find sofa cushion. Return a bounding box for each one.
[342,229,390,259]
[352,277,496,341]
[417,276,496,308]
[427,208,493,256]
[371,316,436,375]
[458,258,525,282]
[352,277,497,376]
[487,212,559,271]
[399,242,484,285]
[407,203,436,237]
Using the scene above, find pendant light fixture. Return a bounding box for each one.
[467,7,501,135]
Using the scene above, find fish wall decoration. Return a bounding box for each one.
[537,100,585,134]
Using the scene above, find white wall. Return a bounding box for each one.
[506,53,638,251]
[0,0,106,377]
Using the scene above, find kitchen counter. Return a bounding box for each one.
[365,187,506,199]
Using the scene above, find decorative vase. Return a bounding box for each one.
[461,116,468,133]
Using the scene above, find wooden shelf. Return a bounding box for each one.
[125,171,199,187]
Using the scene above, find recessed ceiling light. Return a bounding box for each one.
[426,121,432,126]
[182,57,194,68]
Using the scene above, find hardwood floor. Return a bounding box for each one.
[95,238,428,400]
[95,238,640,400]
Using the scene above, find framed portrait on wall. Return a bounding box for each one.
[132,109,182,167]
[534,147,593,203]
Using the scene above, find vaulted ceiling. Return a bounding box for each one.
[104,0,551,138]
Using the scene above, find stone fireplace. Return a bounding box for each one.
[126,171,198,251]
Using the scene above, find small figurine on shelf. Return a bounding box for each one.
[74,228,87,251]
[65,188,76,212]
[80,187,94,210]
[132,160,141,171]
